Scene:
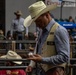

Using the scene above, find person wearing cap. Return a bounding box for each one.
[24,1,70,75]
[10,10,28,49]
[11,10,28,40]
[0,50,26,75]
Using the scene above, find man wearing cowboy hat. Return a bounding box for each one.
[24,1,70,75]
[10,10,28,49]
[0,50,26,75]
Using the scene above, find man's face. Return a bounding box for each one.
[35,12,49,29]
[16,15,21,19]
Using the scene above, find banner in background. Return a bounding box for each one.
[58,21,76,29]
[45,0,76,7]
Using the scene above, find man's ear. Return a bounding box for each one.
[46,12,50,18]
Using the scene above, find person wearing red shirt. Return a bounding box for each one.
[0,50,26,75]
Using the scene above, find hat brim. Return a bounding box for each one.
[14,12,22,16]
[0,55,7,58]
[7,54,22,65]
[24,3,57,27]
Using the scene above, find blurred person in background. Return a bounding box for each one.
[68,16,75,23]
[0,30,6,49]
[0,50,26,75]
[11,10,28,40]
[68,16,76,41]
[10,10,28,49]
[0,29,6,40]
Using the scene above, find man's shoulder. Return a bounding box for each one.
[55,22,67,30]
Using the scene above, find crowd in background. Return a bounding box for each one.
[0,14,76,49]
[55,16,75,23]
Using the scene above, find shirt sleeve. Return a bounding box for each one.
[25,27,28,35]
[41,25,70,65]
[10,20,14,36]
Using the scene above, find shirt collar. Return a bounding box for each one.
[45,19,56,32]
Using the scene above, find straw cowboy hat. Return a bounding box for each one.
[14,10,22,16]
[24,1,57,27]
[0,50,22,64]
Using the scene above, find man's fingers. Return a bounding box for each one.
[33,54,39,57]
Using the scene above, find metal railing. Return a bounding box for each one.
[0,59,29,69]
[1,40,76,75]
[0,40,36,55]
[0,40,35,70]
[68,41,76,75]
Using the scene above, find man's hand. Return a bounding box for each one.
[26,66,33,72]
[27,54,42,62]
[25,34,28,37]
